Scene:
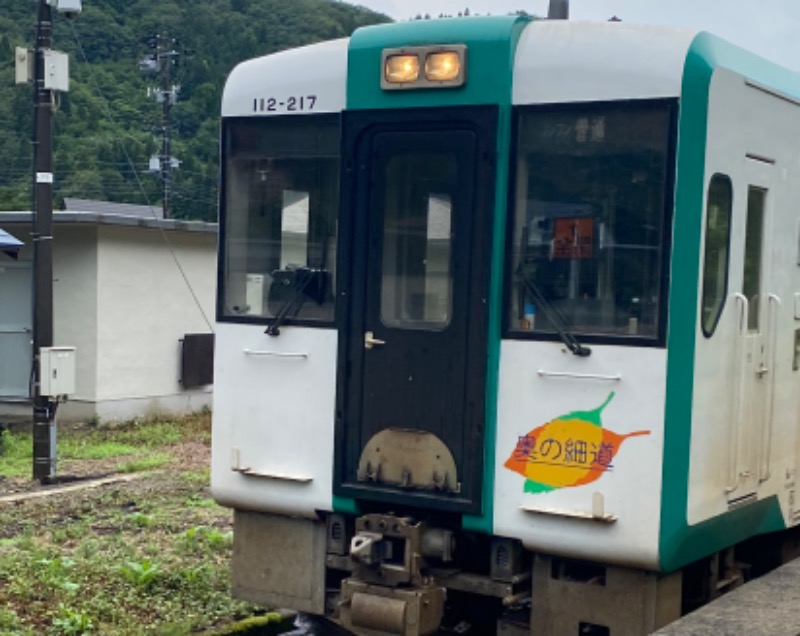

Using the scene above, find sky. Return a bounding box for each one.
[351,0,800,70]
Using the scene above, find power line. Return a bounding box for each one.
[65,19,214,334]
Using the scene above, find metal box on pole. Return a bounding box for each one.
[15,47,33,84]
[43,50,70,92]
[39,346,77,397]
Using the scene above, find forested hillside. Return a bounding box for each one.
[0,0,389,220]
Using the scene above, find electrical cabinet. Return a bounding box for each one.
[39,346,76,397]
[43,50,69,92]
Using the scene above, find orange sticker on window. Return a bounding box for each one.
[552,217,593,259]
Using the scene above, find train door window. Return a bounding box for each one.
[219,115,339,323]
[701,174,733,337]
[380,153,455,329]
[508,101,674,342]
[743,186,767,332]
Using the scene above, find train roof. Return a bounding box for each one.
[222,18,800,115]
[513,21,696,103]
[221,37,348,117]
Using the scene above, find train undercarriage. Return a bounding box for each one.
[230,509,800,636]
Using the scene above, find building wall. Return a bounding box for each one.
[1,217,217,424]
[53,225,99,403]
[0,223,99,404]
[0,240,33,400]
[94,225,216,418]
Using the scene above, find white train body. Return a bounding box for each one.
[212,17,800,635]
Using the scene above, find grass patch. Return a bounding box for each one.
[180,467,211,486]
[0,412,275,635]
[0,413,211,480]
[0,431,35,478]
[119,453,171,473]
[61,440,140,460]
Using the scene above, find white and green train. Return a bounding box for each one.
[212,14,800,636]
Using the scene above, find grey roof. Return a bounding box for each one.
[61,197,165,219]
[0,228,23,249]
[0,211,217,234]
[0,227,23,258]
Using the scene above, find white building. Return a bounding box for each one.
[0,206,216,423]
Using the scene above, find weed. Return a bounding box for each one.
[119,453,171,473]
[52,520,91,543]
[0,430,34,478]
[178,562,213,585]
[180,467,211,485]
[0,607,22,631]
[185,494,217,508]
[51,604,94,635]
[119,559,162,589]
[127,511,155,528]
[0,412,262,634]
[61,440,139,460]
[181,525,233,554]
[15,532,36,551]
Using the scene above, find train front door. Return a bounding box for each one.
[336,110,496,513]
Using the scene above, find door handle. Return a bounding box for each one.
[365,331,386,350]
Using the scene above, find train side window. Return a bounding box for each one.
[219,116,339,323]
[701,174,733,337]
[743,186,766,332]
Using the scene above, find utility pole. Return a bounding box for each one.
[20,0,80,481]
[548,0,569,19]
[142,35,181,218]
[31,0,56,481]
[160,49,172,218]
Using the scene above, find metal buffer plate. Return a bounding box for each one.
[340,579,445,636]
[357,429,460,493]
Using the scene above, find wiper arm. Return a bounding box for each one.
[520,273,591,357]
[265,267,321,337]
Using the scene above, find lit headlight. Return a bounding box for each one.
[384,54,420,84]
[425,51,461,82]
[381,45,466,90]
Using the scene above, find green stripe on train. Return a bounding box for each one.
[347,16,529,111]
[659,32,792,572]
[345,16,531,533]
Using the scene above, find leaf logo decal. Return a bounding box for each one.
[503,392,650,493]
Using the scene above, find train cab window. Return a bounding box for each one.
[701,175,733,337]
[220,116,339,323]
[508,102,673,342]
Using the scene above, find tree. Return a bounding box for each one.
[0,0,390,218]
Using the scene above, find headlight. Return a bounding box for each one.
[425,51,461,82]
[381,45,466,90]
[384,54,420,84]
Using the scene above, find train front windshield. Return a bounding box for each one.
[219,116,339,324]
[508,101,674,342]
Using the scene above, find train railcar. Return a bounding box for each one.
[212,15,800,636]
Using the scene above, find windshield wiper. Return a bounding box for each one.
[519,272,591,357]
[265,267,325,336]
